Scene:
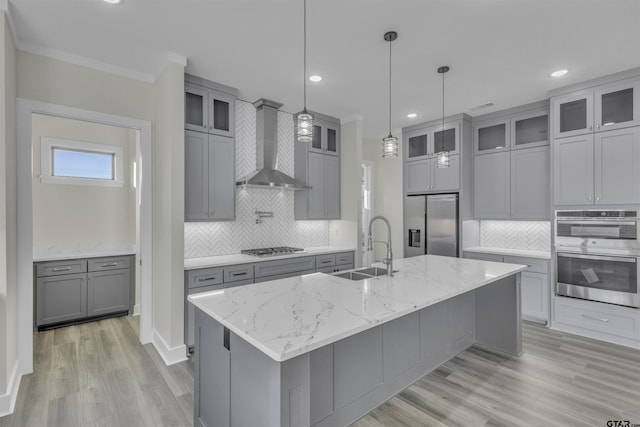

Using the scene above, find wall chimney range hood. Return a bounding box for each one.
[236,99,311,190]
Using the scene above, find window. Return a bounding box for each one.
[41,137,124,187]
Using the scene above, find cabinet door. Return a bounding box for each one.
[185,130,210,221]
[431,155,459,191]
[519,271,549,323]
[511,110,549,150]
[432,122,460,156]
[474,119,510,155]
[552,89,594,139]
[553,134,595,205]
[185,84,209,133]
[594,80,640,132]
[473,152,510,219]
[87,269,131,317]
[595,127,640,204]
[324,155,341,219]
[324,121,340,156]
[309,123,323,154]
[307,152,326,219]
[209,91,235,138]
[404,128,430,161]
[404,159,430,193]
[36,273,87,326]
[511,146,550,220]
[209,135,235,220]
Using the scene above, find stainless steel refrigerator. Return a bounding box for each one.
[404,193,459,258]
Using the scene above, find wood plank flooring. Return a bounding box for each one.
[1,317,639,427]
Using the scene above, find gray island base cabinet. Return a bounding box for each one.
[193,269,522,427]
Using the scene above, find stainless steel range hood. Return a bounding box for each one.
[236,99,310,190]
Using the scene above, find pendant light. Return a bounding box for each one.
[436,66,450,168]
[382,31,398,158]
[295,0,314,143]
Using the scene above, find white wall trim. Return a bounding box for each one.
[132,304,141,316]
[0,361,20,417]
[152,329,188,366]
[17,99,153,379]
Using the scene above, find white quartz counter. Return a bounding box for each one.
[184,246,356,270]
[33,243,136,262]
[464,246,551,259]
[188,254,526,362]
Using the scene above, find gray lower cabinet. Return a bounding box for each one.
[35,255,134,329]
[185,130,235,221]
[464,251,550,324]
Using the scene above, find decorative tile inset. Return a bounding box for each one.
[480,221,551,252]
[185,100,330,258]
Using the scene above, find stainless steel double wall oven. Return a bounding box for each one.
[555,210,640,308]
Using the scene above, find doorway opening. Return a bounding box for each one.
[361,160,374,267]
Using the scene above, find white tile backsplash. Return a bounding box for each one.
[480,220,550,252]
[184,100,329,258]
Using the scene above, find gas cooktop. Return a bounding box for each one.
[241,247,305,257]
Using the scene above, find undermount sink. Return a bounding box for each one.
[332,267,399,281]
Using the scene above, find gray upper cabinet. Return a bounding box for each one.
[511,146,550,219]
[295,113,341,220]
[404,121,460,162]
[511,111,549,150]
[404,159,430,194]
[185,130,235,221]
[185,82,235,138]
[552,79,640,139]
[404,156,460,194]
[404,127,429,161]
[432,122,460,156]
[474,151,510,219]
[474,118,510,155]
[309,117,340,156]
[553,127,640,205]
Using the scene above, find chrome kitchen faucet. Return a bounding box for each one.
[368,215,393,277]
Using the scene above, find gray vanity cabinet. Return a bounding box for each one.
[35,255,134,329]
[185,130,235,221]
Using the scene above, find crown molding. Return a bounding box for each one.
[341,114,364,123]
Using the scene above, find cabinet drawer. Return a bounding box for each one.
[316,266,337,274]
[223,278,254,289]
[503,256,549,274]
[224,265,254,283]
[187,267,224,289]
[335,252,354,266]
[316,254,336,268]
[554,297,640,340]
[254,256,316,278]
[463,252,502,262]
[36,259,87,277]
[88,256,132,272]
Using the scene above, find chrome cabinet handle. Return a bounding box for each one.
[231,272,247,276]
[53,266,72,272]
[587,196,592,201]
[582,314,609,323]
[596,196,600,201]
[198,277,217,282]
[589,126,593,131]
[101,263,118,267]
[596,124,600,129]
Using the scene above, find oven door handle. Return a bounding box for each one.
[556,252,637,263]
[557,220,637,226]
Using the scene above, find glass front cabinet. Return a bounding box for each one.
[553,79,640,139]
[185,83,235,138]
[404,122,459,162]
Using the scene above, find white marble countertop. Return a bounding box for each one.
[188,254,526,362]
[33,243,136,262]
[463,246,551,260]
[184,246,356,270]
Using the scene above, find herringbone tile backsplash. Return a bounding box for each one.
[480,221,550,252]
[185,100,329,258]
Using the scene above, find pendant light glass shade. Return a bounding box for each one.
[382,134,399,158]
[436,65,450,168]
[382,31,398,158]
[296,0,314,143]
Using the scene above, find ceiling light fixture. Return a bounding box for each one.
[103,0,121,4]
[407,113,417,119]
[309,75,322,82]
[295,0,314,143]
[382,31,398,158]
[551,69,568,77]
[436,66,450,168]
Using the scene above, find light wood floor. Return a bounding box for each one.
[1,317,639,427]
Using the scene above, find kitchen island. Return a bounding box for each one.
[188,254,526,427]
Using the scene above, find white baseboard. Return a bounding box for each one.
[0,361,21,417]
[151,329,187,366]
[132,304,140,316]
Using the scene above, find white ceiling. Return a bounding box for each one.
[7,0,640,138]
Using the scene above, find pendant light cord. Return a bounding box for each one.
[441,68,445,130]
[388,36,392,137]
[303,0,307,111]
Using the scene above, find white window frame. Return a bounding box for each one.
[40,136,124,187]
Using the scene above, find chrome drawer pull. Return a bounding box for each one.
[198,277,217,282]
[101,263,118,267]
[231,272,247,276]
[321,260,331,264]
[582,314,609,323]
[53,267,72,271]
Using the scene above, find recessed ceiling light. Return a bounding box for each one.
[551,69,568,77]
[407,113,417,119]
[309,75,322,82]
[103,0,121,4]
